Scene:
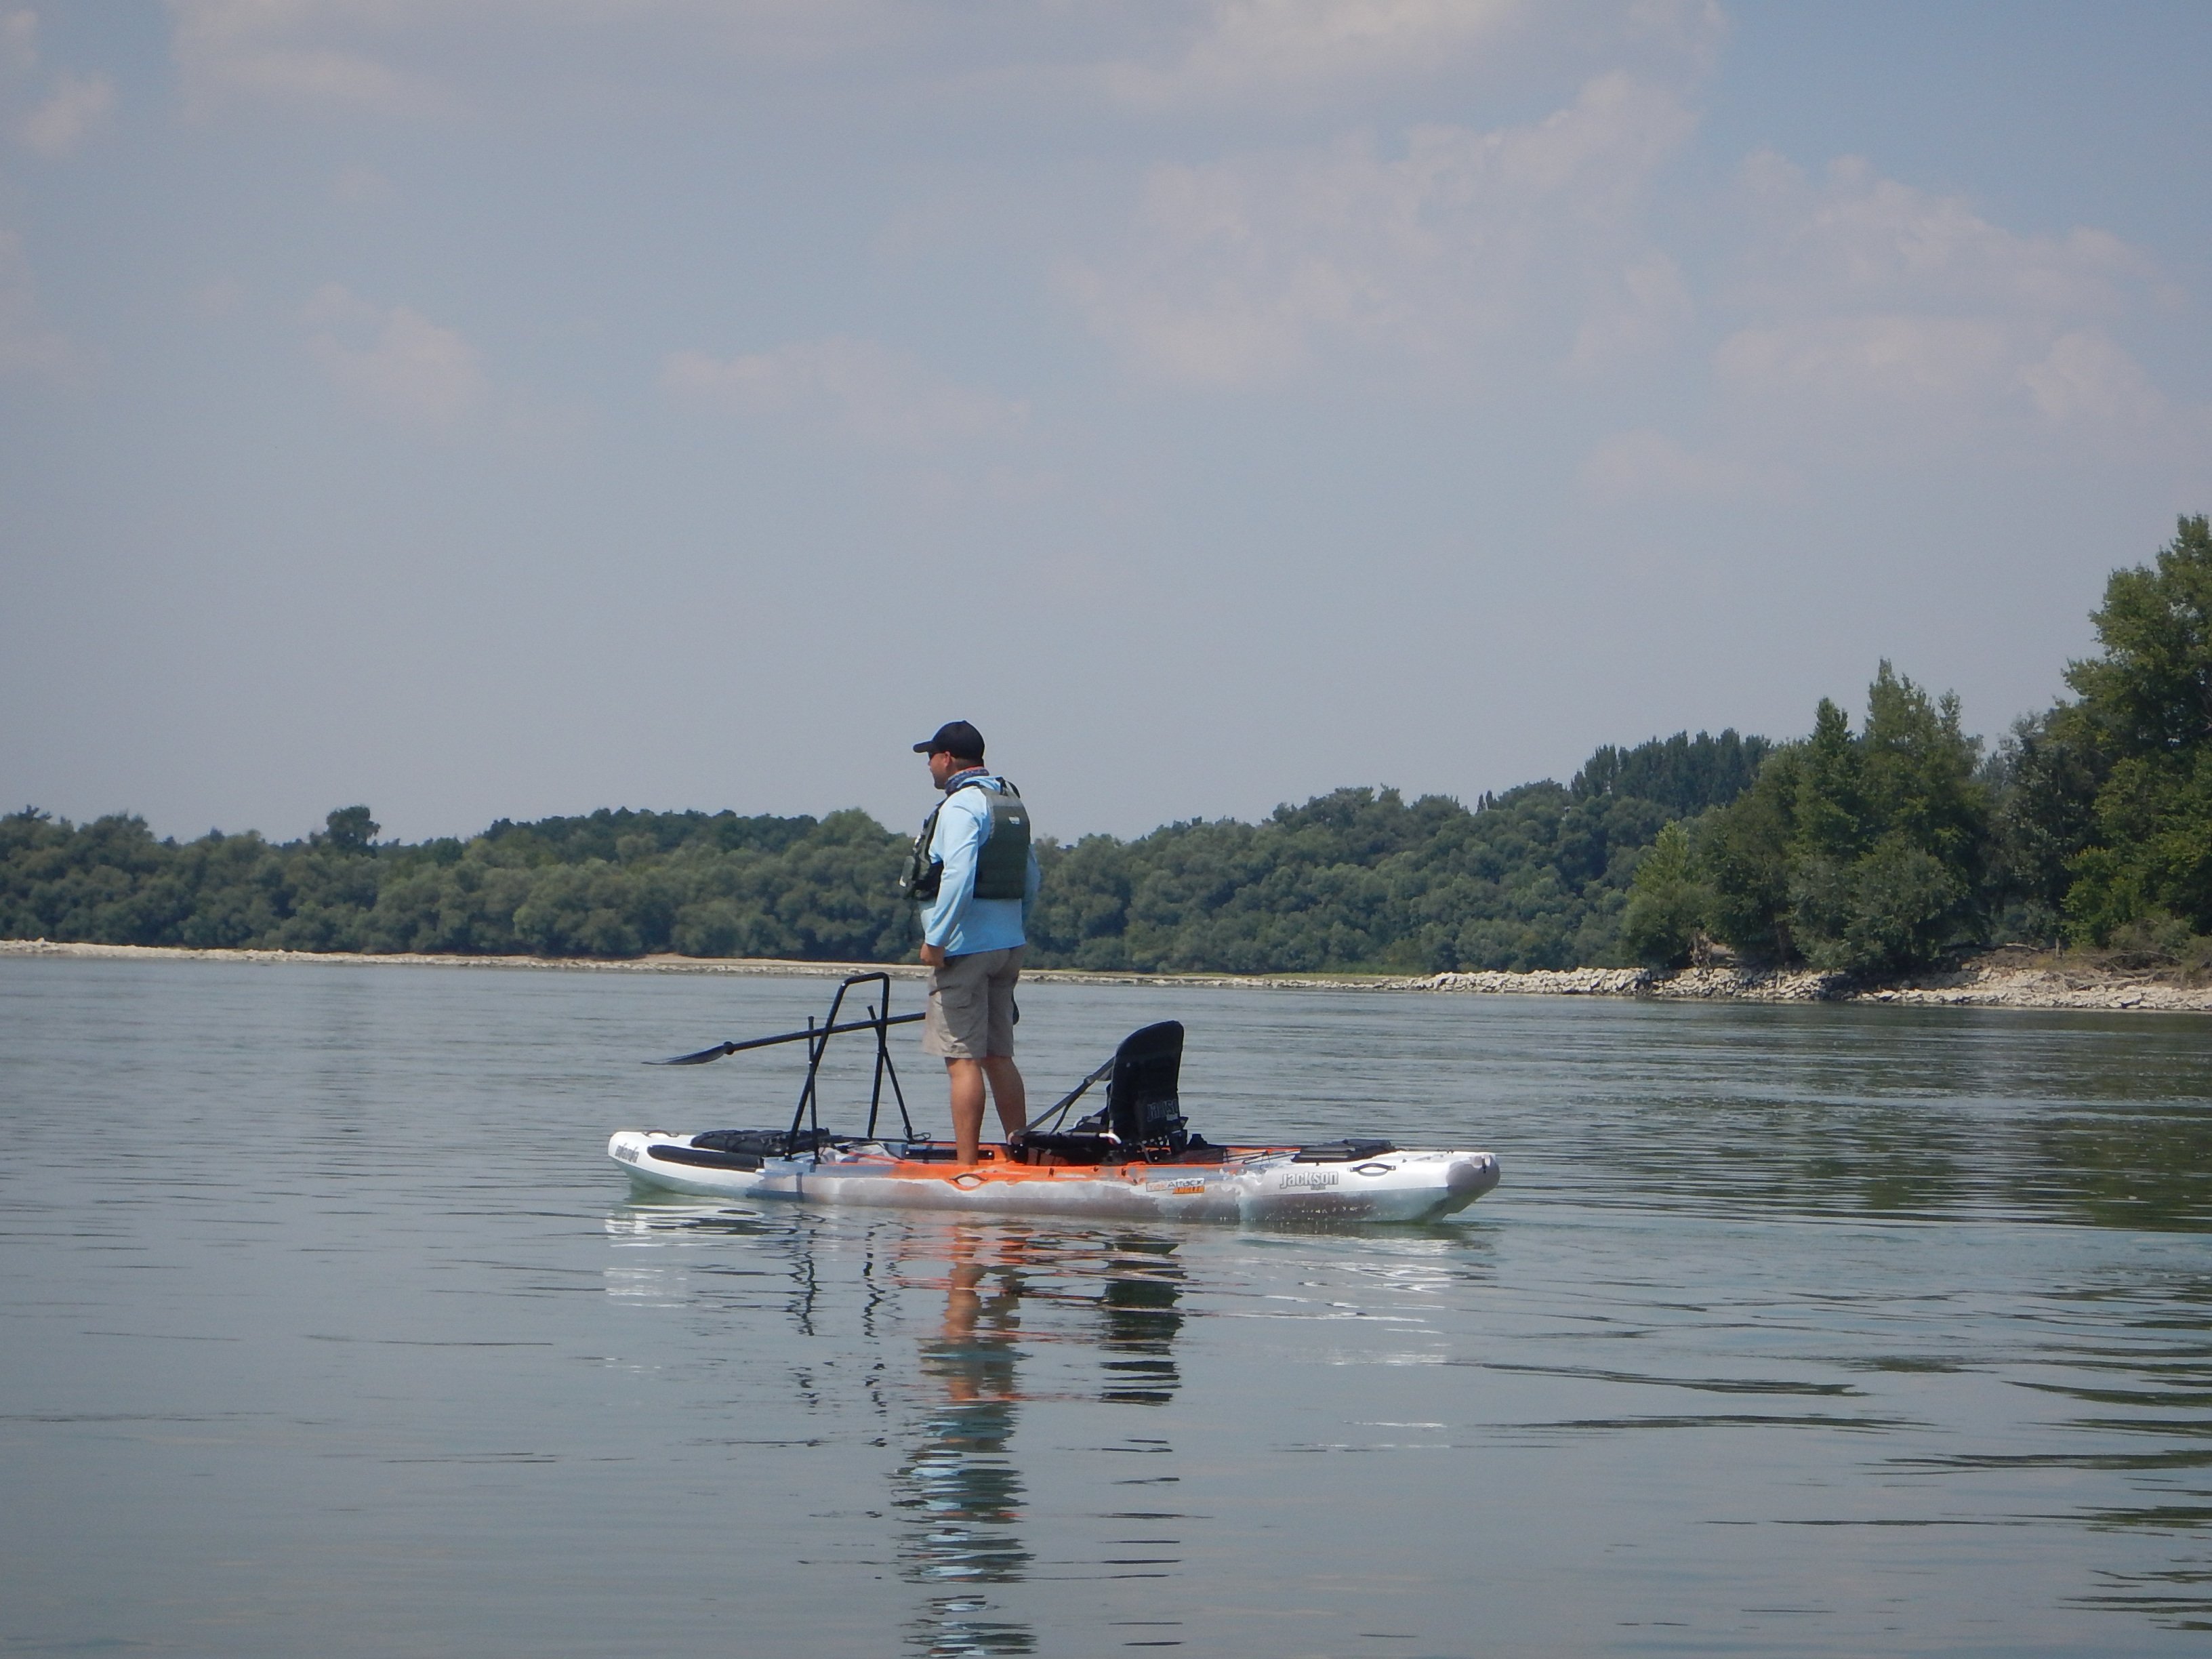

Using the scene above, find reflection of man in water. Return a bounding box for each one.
[897,1226,1033,1656]
[890,1225,1190,1657]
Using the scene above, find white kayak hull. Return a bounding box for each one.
[609,1131,1500,1224]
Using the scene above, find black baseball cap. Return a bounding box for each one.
[914,720,985,760]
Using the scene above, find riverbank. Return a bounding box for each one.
[1418,957,2212,1012]
[6,938,2206,1012]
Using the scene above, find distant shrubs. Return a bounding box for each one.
[0,805,918,963]
[2,731,1774,974]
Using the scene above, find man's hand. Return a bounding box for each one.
[920,943,946,968]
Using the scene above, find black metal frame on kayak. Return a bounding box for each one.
[650,972,920,1160]
[1019,1057,1115,1137]
[787,972,920,1160]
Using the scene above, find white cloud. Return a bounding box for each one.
[1097,0,1726,109]
[0,18,87,377]
[164,0,913,116]
[1069,72,1698,386]
[1732,153,2152,319]
[170,3,449,119]
[1715,152,2173,436]
[1103,0,1525,106]
[661,335,1026,451]
[161,0,1721,127]
[302,284,488,428]
[1717,314,2013,406]
[2014,329,2167,428]
[17,70,112,156]
[1,9,113,156]
[1582,152,2197,496]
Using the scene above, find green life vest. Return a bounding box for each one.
[971,782,1031,901]
[905,778,1030,904]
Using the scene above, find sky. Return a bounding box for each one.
[3,1,2209,846]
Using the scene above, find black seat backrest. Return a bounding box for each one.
[1107,1021,1186,1155]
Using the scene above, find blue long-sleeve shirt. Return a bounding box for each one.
[919,771,1040,955]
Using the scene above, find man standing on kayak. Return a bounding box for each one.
[908,720,1041,1166]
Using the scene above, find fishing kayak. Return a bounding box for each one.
[611,1130,1499,1223]
[609,972,1500,1225]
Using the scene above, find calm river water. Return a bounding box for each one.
[3,957,2210,1657]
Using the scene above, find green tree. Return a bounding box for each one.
[1794,699,1864,861]
[2066,515,2212,754]
[316,806,380,854]
[2060,515,2212,938]
[1858,665,1984,871]
[1694,750,1801,960]
[1696,664,1988,972]
[1620,820,1712,966]
[1988,706,2108,939]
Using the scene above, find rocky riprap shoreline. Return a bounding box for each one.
[1415,962,2212,1012]
[3,939,2205,1012]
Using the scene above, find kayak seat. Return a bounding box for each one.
[1006,1021,1191,1166]
[1107,1021,1187,1161]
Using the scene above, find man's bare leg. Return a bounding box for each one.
[946,1057,1028,1164]
[982,1055,1026,1141]
[946,1058,987,1165]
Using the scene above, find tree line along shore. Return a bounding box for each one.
[7,518,2211,987]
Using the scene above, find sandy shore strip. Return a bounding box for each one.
[0,938,1370,993]
[5,938,2207,1013]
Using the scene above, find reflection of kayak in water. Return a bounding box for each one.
[609,973,1501,1225]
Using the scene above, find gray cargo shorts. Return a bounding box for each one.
[922,945,1024,1059]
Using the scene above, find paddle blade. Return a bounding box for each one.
[648,1042,735,1067]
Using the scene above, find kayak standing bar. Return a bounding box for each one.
[784,972,916,1159]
